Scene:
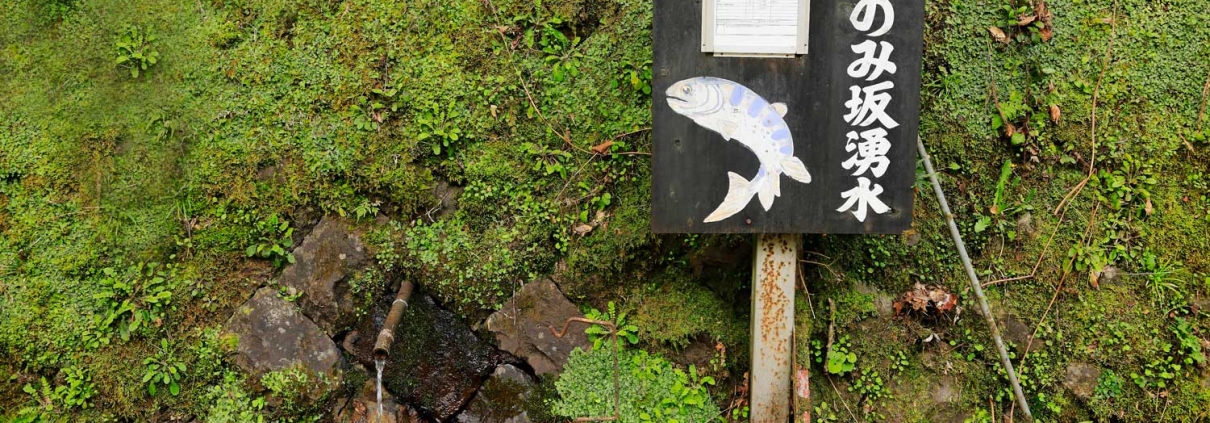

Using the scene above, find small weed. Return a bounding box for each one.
[417,101,469,156]
[812,401,842,423]
[849,367,886,401]
[1172,317,1205,366]
[812,335,857,376]
[91,262,179,344]
[114,25,160,78]
[890,350,910,374]
[20,365,96,413]
[143,338,187,397]
[1093,370,1123,400]
[584,301,639,350]
[245,214,295,268]
[203,371,267,423]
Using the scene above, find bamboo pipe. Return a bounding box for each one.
[374,280,415,360]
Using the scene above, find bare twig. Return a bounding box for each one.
[982,202,1070,287]
[826,376,858,422]
[801,259,842,281]
[1053,0,1117,215]
[797,261,817,320]
[1023,204,1099,357]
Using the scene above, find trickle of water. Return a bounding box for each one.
[375,358,385,423]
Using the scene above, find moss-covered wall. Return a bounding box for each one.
[1,0,1208,421]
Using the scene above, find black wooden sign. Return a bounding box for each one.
[652,0,924,233]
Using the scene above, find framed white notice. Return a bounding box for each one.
[701,0,809,57]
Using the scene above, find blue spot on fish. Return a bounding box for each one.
[771,128,791,140]
[779,146,793,154]
[747,96,768,117]
[729,85,746,107]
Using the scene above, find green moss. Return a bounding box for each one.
[625,268,746,351]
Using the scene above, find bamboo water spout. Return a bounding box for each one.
[374,280,415,360]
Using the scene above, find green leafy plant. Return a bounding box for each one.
[730,405,749,421]
[143,338,187,397]
[553,348,719,423]
[92,262,177,344]
[1093,370,1123,400]
[849,367,885,401]
[1130,345,1180,390]
[611,60,653,97]
[526,142,573,179]
[245,214,295,268]
[204,371,267,423]
[114,25,160,78]
[812,401,842,423]
[417,101,468,156]
[261,366,331,418]
[584,301,639,350]
[817,335,857,375]
[890,350,911,374]
[21,366,96,413]
[1172,317,1206,366]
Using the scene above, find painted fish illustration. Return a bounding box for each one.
[665,77,812,223]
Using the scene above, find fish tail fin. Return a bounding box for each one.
[757,172,775,211]
[704,172,755,223]
[782,156,812,183]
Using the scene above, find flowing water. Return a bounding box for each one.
[375,358,385,423]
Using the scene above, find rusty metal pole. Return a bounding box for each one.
[751,233,798,423]
[374,280,415,360]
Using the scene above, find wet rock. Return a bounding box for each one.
[999,313,1031,350]
[456,364,536,423]
[430,181,463,220]
[688,237,752,277]
[1016,212,1037,238]
[1063,362,1102,399]
[932,376,959,404]
[279,216,368,335]
[856,283,895,318]
[225,287,343,398]
[1098,265,1122,286]
[674,336,718,369]
[345,293,507,421]
[485,278,591,375]
[1192,294,1210,316]
[335,394,427,423]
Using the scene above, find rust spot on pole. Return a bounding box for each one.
[751,234,797,423]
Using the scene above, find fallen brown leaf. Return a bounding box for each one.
[591,140,614,155]
[1018,15,1037,26]
[1145,197,1154,216]
[1090,268,1100,289]
[1005,121,1017,137]
[989,26,1009,44]
[1050,104,1061,123]
[1040,26,1054,42]
[573,224,593,236]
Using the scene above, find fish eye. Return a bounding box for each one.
[681,86,692,94]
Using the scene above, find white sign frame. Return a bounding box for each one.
[701,0,810,57]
